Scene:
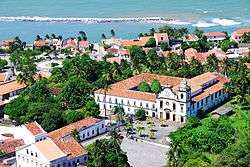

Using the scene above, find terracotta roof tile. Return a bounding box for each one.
[234,28,250,36]
[192,74,229,101]
[0,139,24,154]
[154,33,169,41]
[79,41,89,48]
[95,73,183,102]
[95,72,228,103]
[48,117,98,159]
[204,32,226,37]
[0,80,26,96]
[121,36,152,47]
[25,121,45,135]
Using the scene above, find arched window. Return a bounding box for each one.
[180,93,184,99]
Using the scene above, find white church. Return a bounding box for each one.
[94,72,229,123]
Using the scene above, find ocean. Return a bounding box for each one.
[0,0,249,43]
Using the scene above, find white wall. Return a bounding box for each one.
[78,119,106,141]
[95,94,157,117]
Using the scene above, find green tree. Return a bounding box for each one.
[63,110,85,124]
[194,28,204,39]
[41,108,64,132]
[145,37,156,47]
[87,138,129,167]
[59,76,92,109]
[129,46,146,74]
[183,158,210,167]
[204,54,219,72]
[101,33,106,39]
[0,58,8,71]
[217,140,250,167]
[160,42,170,51]
[150,80,161,93]
[112,105,125,123]
[110,29,115,37]
[82,99,100,117]
[189,57,203,77]
[10,49,40,85]
[149,28,156,36]
[138,81,150,92]
[135,108,146,121]
[242,32,250,43]
[146,48,160,72]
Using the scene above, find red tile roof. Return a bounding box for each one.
[183,34,199,42]
[96,73,183,102]
[233,28,250,36]
[204,32,226,37]
[48,117,98,159]
[0,73,7,82]
[25,121,45,135]
[34,40,47,48]
[79,41,89,48]
[121,36,152,47]
[185,48,227,63]
[154,33,169,42]
[0,138,24,154]
[0,163,10,167]
[95,72,228,103]
[0,80,26,96]
[192,74,229,101]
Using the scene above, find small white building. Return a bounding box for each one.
[16,117,106,167]
[203,32,226,42]
[94,72,229,123]
[231,28,250,43]
[0,80,26,108]
[154,33,169,46]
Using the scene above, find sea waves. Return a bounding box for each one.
[0,16,174,24]
[193,18,241,27]
[0,16,242,28]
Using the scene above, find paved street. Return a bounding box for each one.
[121,138,169,167]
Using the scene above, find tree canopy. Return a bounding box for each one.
[87,138,129,167]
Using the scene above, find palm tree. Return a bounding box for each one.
[110,29,115,37]
[36,35,41,41]
[149,28,155,36]
[51,34,56,39]
[101,33,106,39]
[79,31,87,41]
[45,34,50,39]
[112,105,125,123]
[99,69,113,118]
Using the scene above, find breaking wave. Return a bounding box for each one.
[193,18,241,28]
[0,16,175,24]
[192,21,217,28]
[211,18,241,26]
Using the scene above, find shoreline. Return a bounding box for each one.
[0,16,175,24]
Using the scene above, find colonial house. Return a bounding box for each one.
[203,32,226,42]
[94,72,229,123]
[0,80,26,109]
[154,33,169,46]
[182,34,199,43]
[16,117,106,167]
[120,36,152,47]
[62,38,78,51]
[78,40,90,52]
[231,28,250,43]
[105,48,130,61]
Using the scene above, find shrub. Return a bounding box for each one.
[135,108,146,121]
